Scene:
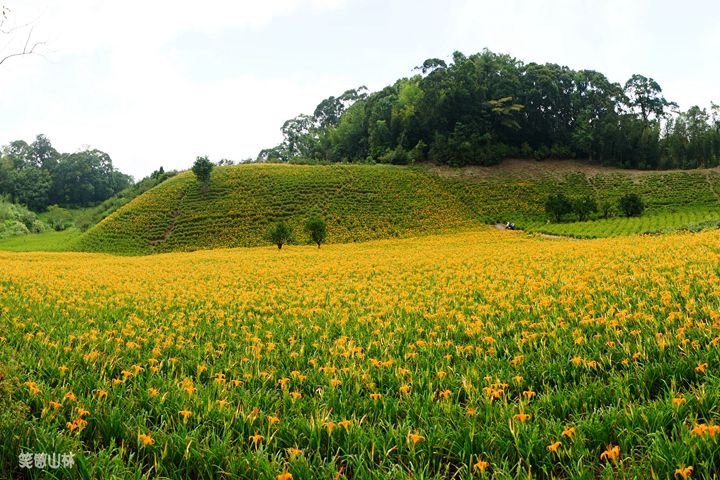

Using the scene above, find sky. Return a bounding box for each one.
[0,0,718,180]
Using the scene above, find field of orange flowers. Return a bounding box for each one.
[2,228,720,478]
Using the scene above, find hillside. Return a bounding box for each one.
[432,159,720,224]
[62,160,720,254]
[77,163,477,254]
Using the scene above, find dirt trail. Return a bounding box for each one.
[494,223,575,240]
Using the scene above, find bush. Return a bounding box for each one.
[599,200,614,219]
[46,205,74,231]
[0,196,48,237]
[305,217,327,248]
[269,222,293,250]
[618,193,645,217]
[572,196,598,221]
[545,193,573,222]
[0,220,29,239]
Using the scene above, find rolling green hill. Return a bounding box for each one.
[76,163,478,254]
[20,160,720,255]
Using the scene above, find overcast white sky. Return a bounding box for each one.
[1,0,718,179]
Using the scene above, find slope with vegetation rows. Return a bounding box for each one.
[430,159,720,235]
[76,163,478,254]
[25,160,720,254]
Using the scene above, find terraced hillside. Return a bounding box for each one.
[72,160,720,254]
[431,160,720,226]
[77,163,478,254]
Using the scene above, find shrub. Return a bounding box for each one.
[619,193,645,217]
[0,220,29,239]
[572,196,598,221]
[269,222,293,250]
[46,205,74,231]
[599,200,614,219]
[0,197,48,237]
[545,193,573,222]
[305,217,327,248]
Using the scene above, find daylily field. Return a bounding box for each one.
[2,229,720,479]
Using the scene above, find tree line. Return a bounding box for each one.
[260,49,720,170]
[545,192,645,223]
[0,135,132,211]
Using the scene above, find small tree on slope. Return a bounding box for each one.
[192,156,214,192]
[305,216,327,248]
[269,222,293,250]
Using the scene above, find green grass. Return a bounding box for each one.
[0,229,81,252]
[526,207,720,238]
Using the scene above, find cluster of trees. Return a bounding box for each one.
[545,193,645,222]
[269,217,327,249]
[0,135,132,211]
[260,49,720,169]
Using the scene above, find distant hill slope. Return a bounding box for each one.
[432,159,720,224]
[76,163,478,254]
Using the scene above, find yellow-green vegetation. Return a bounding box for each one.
[2,229,720,478]
[77,164,476,255]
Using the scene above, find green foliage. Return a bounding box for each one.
[261,49,720,170]
[45,205,73,231]
[192,156,214,187]
[0,196,47,239]
[0,135,131,211]
[619,193,646,217]
[545,193,573,222]
[599,200,614,219]
[305,216,327,247]
[269,221,293,249]
[572,195,598,221]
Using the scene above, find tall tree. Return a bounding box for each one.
[623,74,676,125]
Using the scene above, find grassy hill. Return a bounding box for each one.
[76,163,477,254]
[7,160,720,255]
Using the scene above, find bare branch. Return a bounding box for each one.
[0,24,44,66]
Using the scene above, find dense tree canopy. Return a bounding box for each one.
[0,135,131,210]
[260,49,720,169]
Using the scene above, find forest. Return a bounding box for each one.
[260,49,720,170]
[0,135,131,211]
